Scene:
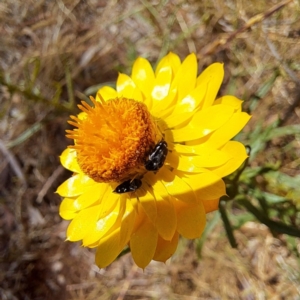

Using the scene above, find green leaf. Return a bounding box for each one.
[256,72,278,98]
[238,199,300,237]
[6,122,43,149]
[264,171,300,206]
[265,171,300,190]
[247,120,280,161]
[265,124,300,140]
[248,71,278,112]
[259,191,287,204]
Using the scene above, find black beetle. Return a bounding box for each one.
[145,140,168,171]
[113,178,142,194]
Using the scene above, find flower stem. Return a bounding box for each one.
[238,199,300,237]
[219,199,238,248]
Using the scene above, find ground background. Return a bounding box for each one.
[0,0,300,299]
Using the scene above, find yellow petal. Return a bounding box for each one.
[151,52,181,114]
[59,185,109,221]
[153,54,197,116]
[151,64,172,105]
[136,189,157,226]
[172,143,215,154]
[171,104,234,142]
[131,201,147,232]
[56,173,95,197]
[95,86,117,102]
[164,111,193,129]
[204,112,251,149]
[171,84,207,115]
[82,200,121,246]
[173,199,206,239]
[156,198,176,241]
[72,183,106,211]
[209,141,248,177]
[151,87,177,118]
[96,188,120,219]
[59,198,79,220]
[144,171,169,198]
[173,53,197,101]
[95,228,126,268]
[131,57,155,102]
[214,95,243,112]
[153,232,179,262]
[145,175,177,241]
[155,52,181,77]
[166,148,229,171]
[153,104,176,121]
[130,216,158,268]
[202,199,220,213]
[173,144,230,167]
[183,103,234,131]
[158,167,197,203]
[60,148,81,173]
[196,63,224,109]
[186,151,229,168]
[119,201,136,246]
[182,171,226,200]
[165,151,206,172]
[66,205,102,241]
[116,73,143,101]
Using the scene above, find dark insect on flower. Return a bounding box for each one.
[113,178,142,194]
[114,140,168,194]
[145,140,168,171]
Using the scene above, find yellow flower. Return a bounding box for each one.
[57,52,251,269]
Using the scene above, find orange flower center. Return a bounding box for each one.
[66,97,160,183]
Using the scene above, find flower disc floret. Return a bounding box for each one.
[67,97,159,183]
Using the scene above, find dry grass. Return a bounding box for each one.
[1,0,300,299]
